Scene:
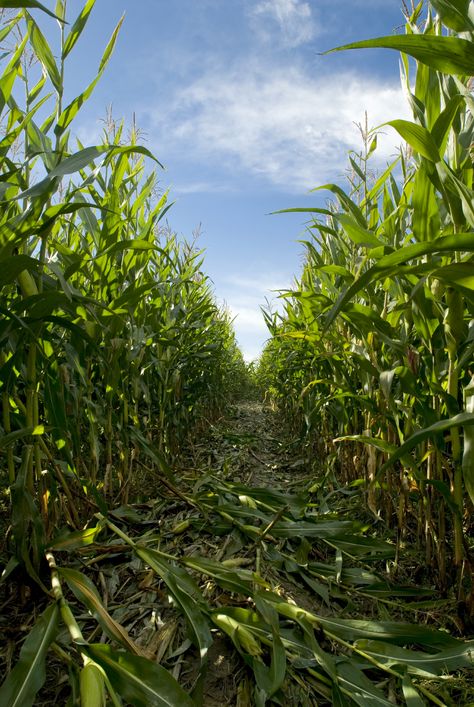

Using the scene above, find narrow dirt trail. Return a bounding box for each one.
[178,400,318,705]
[191,400,310,490]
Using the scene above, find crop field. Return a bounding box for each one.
[1,1,474,706]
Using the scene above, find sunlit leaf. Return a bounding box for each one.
[325,35,474,75]
[0,0,64,20]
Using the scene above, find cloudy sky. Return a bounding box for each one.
[62,0,409,359]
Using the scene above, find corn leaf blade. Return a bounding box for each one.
[325,35,474,75]
[81,643,195,707]
[0,603,59,707]
[0,0,64,20]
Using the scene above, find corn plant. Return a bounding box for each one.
[259,0,474,599]
[0,0,246,577]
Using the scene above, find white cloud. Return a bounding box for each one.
[228,302,270,361]
[146,62,410,192]
[215,272,293,361]
[172,180,236,195]
[249,0,317,47]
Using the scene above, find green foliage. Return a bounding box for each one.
[0,0,243,689]
[258,0,474,597]
[0,1,251,702]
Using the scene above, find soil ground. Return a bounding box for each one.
[1,400,472,706]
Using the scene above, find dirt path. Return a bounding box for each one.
[191,400,309,489]
[3,400,458,706]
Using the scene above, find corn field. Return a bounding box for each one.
[2,1,474,706]
[260,2,474,603]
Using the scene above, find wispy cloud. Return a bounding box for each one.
[172,180,236,195]
[249,0,318,47]
[145,61,409,193]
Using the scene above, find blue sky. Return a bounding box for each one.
[55,1,409,359]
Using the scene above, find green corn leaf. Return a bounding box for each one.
[48,525,103,551]
[0,93,51,157]
[430,0,473,31]
[49,145,108,177]
[0,1,65,20]
[317,616,462,649]
[0,68,19,115]
[8,174,55,202]
[0,255,39,287]
[336,661,394,707]
[329,536,395,560]
[98,13,124,73]
[58,567,142,655]
[431,262,474,296]
[217,482,307,516]
[324,232,474,329]
[401,675,426,707]
[262,593,461,649]
[13,146,108,201]
[312,183,366,226]
[55,75,101,134]
[0,13,20,44]
[271,519,359,538]
[54,0,65,21]
[27,73,46,103]
[334,435,416,472]
[127,426,174,479]
[386,120,440,162]
[355,638,474,677]
[431,94,465,154]
[134,546,212,659]
[378,412,474,475]
[361,584,436,598]
[272,206,334,217]
[331,684,349,707]
[253,632,286,698]
[100,239,160,259]
[411,162,440,242]
[80,644,195,707]
[463,379,474,504]
[436,161,474,227]
[57,13,123,134]
[0,426,45,449]
[334,214,382,248]
[325,35,474,76]
[5,29,28,75]
[106,144,164,169]
[182,555,255,595]
[63,0,96,58]
[25,12,62,93]
[0,603,59,707]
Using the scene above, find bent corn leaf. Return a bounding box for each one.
[58,567,142,655]
[0,1,64,20]
[81,644,195,707]
[135,546,212,659]
[355,639,474,677]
